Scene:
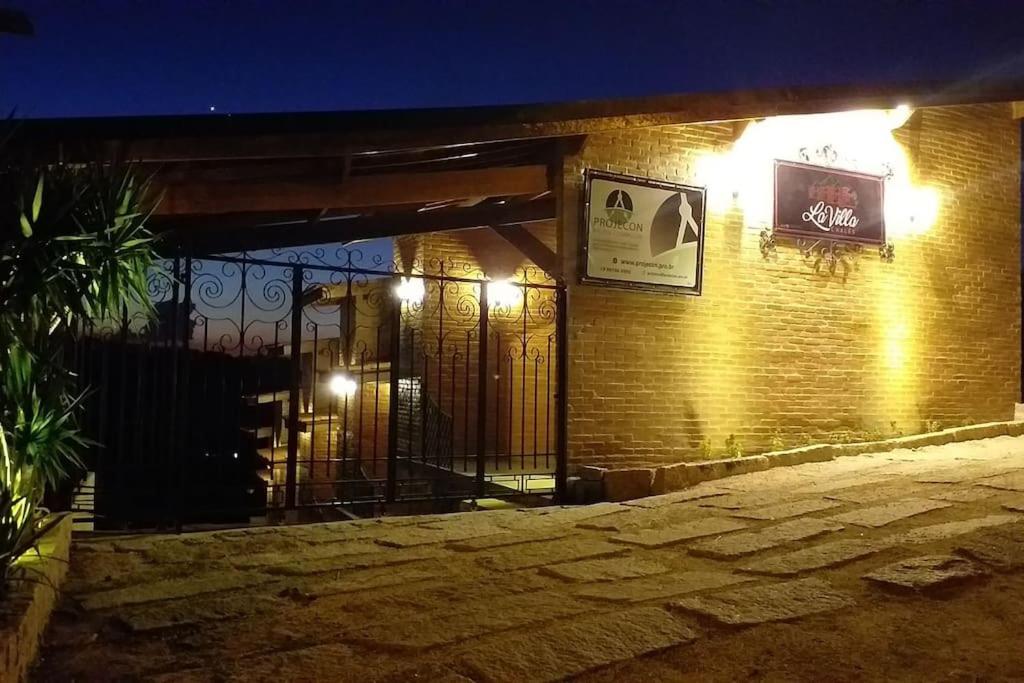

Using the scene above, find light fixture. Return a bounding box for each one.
[395,276,425,304]
[887,104,913,130]
[487,279,523,309]
[695,107,937,238]
[329,373,358,398]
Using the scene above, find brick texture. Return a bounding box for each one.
[561,103,1021,468]
[395,229,560,468]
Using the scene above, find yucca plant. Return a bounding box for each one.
[0,125,157,587]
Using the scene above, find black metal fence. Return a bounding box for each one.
[69,246,566,529]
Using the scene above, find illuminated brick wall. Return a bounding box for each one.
[395,227,560,469]
[561,103,1021,468]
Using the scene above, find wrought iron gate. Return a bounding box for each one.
[70,246,567,528]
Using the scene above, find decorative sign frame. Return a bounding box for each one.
[580,169,706,295]
[773,160,886,246]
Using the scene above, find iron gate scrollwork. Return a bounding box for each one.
[71,246,566,528]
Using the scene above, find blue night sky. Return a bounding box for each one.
[3,1,1024,119]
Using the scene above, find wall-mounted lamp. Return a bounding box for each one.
[395,276,425,304]
[329,373,358,398]
[487,279,523,309]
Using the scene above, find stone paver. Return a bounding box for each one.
[612,518,747,548]
[917,466,1021,485]
[572,570,751,603]
[827,498,951,528]
[265,546,445,576]
[956,523,1024,571]
[456,607,697,683]
[294,562,448,599]
[229,539,385,568]
[540,556,670,582]
[114,594,280,632]
[689,517,844,559]
[506,503,628,530]
[155,642,392,683]
[669,577,854,625]
[794,474,896,495]
[825,485,919,505]
[344,592,594,652]
[864,555,988,592]
[42,435,1024,682]
[79,570,274,611]
[576,505,709,532]
[741,539,889,576]
[978,471,1024,492]
[477,538,626,571]
[375,526,509,548]
[890,514,1021,545]
[930,488,998,503]
[730,498,840,520]
[698,493,786,510]
[1002,497,1024,513]
[621,487,729,508]
[448,529,568,551]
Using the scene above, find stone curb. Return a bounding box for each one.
[0,514,73,683]
[584,420,1024,500]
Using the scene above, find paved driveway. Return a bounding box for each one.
[37,436,1024,682]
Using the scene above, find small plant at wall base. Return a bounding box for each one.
[0,134,156,589]
[724,434,743,458]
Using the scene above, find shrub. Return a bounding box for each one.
[0,130,156,585]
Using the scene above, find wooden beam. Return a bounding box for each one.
[154,165,549,216]
[21,78,1024,162]
[150,209,327,232]
[490,224,561,279]
[166,197,556,255]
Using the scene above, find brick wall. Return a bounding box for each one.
[561,103,1021,468]
[396,228,560,469]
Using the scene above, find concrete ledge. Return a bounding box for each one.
[602,468,655,502]
[652,455,770,495]
[0,514,73,683]
[594,420,1024,501]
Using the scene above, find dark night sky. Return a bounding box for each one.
[3,1,1024,119]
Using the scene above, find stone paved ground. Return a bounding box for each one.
[35,436,1024,682]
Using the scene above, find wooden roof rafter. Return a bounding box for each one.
[164,195,556,255]
[19,78,1024,163]
[154,163,552,216]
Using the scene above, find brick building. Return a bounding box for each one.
[561,102,1020,468]
[25,79,1024,522]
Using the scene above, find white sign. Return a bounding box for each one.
[582,170,706,294]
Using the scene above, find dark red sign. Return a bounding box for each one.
[773,160,885,245]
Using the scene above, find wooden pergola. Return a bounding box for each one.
[15,77,1024,273]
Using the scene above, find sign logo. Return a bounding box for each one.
[802,176,860,233]
[650,193,701,257]
[604,189,633,225]
[774,160,885,245]
[583,170,706,295]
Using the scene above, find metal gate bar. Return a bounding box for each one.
[71,248,566,528]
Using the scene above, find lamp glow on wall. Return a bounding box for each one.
[694,106,940,239]
[486,279,523,309]
[328,373,358,399]
[395,276,425,305]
